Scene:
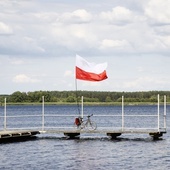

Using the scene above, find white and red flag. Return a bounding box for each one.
[75,55,108,81]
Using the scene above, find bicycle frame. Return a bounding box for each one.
[75,114,97,131]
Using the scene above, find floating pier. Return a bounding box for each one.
[0,130,40,142]
[0,94,167,142]
[0,128,166,141]
[40,128,166,140]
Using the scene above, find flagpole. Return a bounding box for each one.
[75,78,80,116]
[81,96,84,118]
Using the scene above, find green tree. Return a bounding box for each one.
[10,91,25,102]
[66,96,76,102]
[105,96,112,102]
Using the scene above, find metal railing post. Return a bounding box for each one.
[122,96,124,131]
[4,98,7,130]
[42,96,45,131]
[157,94,160,131]
[164,95,167,130]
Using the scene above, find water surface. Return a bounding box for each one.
[0,105,169,170]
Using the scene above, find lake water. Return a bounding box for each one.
[0,105,169,170]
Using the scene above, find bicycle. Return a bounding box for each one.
[74,114,97,131]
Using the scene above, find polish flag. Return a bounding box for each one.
[75,55,108,81]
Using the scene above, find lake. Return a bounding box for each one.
[0,105,169,170]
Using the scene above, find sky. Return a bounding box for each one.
[0,0,170,94]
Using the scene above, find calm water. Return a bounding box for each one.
[0,105,169,170]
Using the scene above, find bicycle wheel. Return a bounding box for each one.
[73,123,85,130]
[86,121,97,131]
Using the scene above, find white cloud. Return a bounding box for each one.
[58,9,92,24]
[124,77,151,88]
[13,74,40,83]
[100,39,130,49]
[0,1,170,93]
[33,12,59,23]
[0,35,46,55]
[123,77,170,90]
[145,0,170,25]
[0,1,169,57]
[51,24,97,51]
[100,6,134,25]
[11,59,24,65]
[0,22,13,35]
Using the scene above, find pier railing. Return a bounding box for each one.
[0,95,167,133]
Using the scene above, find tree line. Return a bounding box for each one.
[0,90,170,104]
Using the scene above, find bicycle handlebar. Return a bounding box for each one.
[87,114,93,118]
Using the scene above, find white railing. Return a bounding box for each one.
[1,95,167,132]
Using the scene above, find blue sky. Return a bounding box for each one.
[0,0,170,94]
